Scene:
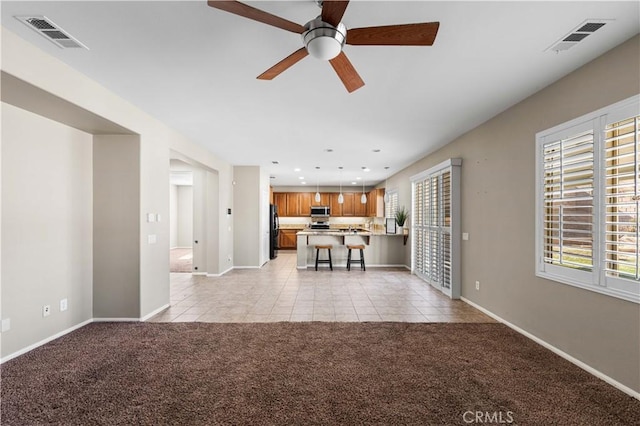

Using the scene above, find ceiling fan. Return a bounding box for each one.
[207,0,440,93]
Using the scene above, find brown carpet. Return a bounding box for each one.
[1,322,639,425]
[170,248,192,273]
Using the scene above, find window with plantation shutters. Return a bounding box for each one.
[411,159,461,299]
[536,95,639,303]
[385,190,398,218]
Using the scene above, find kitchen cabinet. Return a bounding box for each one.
[329,193,343,216]
[341,193,355,216]
[354,193,367,216]
[274,191,374,217]
[311,192,330,207]
[274,192,287,216]
[367,188,385,217]
[279,229,299,249]
[298,193,312,216]
[285,193,300,216]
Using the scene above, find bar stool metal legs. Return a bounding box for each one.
[315,245,333,271]
[346,244,366,271]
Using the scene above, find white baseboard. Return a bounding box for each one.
[140,304,170,321]
[233,266,260,269]
[207,267,233,277]
[461,297,640,400]
[1,318,93,364]
[192,272,206,276]
[92,317,139,322]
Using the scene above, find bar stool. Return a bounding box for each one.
[346,244,366,271]
[315,245,333,271]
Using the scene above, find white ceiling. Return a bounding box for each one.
[2,1,638,186]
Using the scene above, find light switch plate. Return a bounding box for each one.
[462,232,469,241]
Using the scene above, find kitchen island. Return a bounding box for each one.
[296,229,407,269]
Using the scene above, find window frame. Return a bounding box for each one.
[535,95,640,304]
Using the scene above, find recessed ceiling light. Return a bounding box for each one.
[362,167,370,172]
[356,177,362,180]
[294,167,301,172]
[301,182,307,185]
[299,176,305,179]
[351,182,357,185]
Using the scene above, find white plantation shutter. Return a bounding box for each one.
[536,95,639,303]
[385,191,399,218]
[412,159,461,298]
[604,114,639,297]
[542,130,594,271]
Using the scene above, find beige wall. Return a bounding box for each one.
[93,135,140,319]
[233,166,261,267]
[386,35,640,392]
[1,103,94,356]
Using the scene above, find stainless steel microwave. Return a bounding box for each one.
[310,206,330,217]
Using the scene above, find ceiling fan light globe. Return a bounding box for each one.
[307,36,342,60]
[303,19,346,60]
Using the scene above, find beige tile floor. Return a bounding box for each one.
[149,252,495,323]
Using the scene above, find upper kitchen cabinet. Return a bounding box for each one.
[274,192,287,216]
[285,193,299,216]
[341,193,356,216]
[311,192,330,207]
[367,189,385,217]
[298,193,312,216]
[354,194,367,217]
[329,193,343,217]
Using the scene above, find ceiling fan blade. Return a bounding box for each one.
[257,48,309,80]
[346,22,440,46]
[329,52,364,93]
[207,0,305,34]
[321,1,350,27]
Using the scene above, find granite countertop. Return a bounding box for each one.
[296,229,404,236]
[296,229,372,236]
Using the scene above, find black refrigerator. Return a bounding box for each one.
[269,204,279,259]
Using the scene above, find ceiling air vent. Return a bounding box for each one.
[546,19,610,53]
[15,16,88,49]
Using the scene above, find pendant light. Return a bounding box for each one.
[338,167,344,204]
[361,180,367,204]
[315,175,321,203]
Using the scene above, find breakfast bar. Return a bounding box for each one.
[296,229,406,269]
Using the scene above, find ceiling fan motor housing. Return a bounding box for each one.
[302,17,346,60]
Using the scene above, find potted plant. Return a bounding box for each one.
[395,206,409,234]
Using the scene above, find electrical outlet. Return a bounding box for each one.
[43,305,51,317]
[475,281,480,291]
[60,298,68,312]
